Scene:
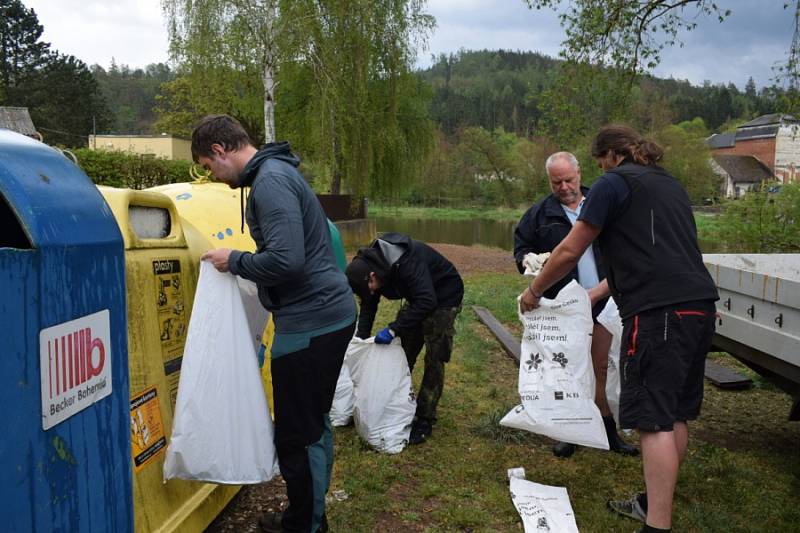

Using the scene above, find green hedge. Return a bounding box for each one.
[72,148,194,189]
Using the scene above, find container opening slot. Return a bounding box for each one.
[0,193,32,249]
[129,206,171,239]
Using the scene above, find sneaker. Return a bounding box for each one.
[607,493,647,523]
[552,441,577,458]
[409,420,432,445]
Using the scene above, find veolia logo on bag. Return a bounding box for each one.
[40,310,113,430]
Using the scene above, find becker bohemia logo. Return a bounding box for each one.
[39,310,113,430]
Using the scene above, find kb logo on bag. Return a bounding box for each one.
[554,391,580,400]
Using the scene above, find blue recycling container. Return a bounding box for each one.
[0,131,133,532]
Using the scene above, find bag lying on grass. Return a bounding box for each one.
[330,359,355,427]
[501,280,609,449]
[509,476,579,533]
[164,261,278,484]
[596,297,622,425]
[346,336,415,454]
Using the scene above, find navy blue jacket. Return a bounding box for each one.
[513,186,606,300]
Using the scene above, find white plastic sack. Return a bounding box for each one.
[510,476,580,533]
[596,297,622,424]
[501,280,609,449]
[236,277,271,354]
[329,359,355,427]
[164,261,278,484]
[346,337,415,454]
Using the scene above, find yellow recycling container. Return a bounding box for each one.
[148,181,276,412]
[99,185,273,533]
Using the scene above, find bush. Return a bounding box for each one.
[72,148,194,189]
[718,182,800,252]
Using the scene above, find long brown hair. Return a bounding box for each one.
[591,125,664,166]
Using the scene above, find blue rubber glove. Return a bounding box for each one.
[374,327,395,345]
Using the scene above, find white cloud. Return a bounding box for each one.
[25,0,169,68]
[19,0,793,88]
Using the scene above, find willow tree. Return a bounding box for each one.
[283,0,435,197]
[162,0,282,142]
[161,0,435,199]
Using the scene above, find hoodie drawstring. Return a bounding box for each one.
[240,186,248,234]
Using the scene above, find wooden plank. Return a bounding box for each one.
[474,304,752,391]
[472,305,520,364]
[704,359,752,390]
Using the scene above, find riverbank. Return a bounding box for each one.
[370,205,725,245]
[207,244,798,532]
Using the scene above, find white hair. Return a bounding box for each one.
[545,152,580,174]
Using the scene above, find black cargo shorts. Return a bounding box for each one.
[618,299,716,432]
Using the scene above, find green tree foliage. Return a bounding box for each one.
[524,0,730,76]
[72,148,193,189]
[422,50,558,136]
[160,0,435,199]
[656,118,721,203]
[0,0,49,96]
[162,0,283,141]
[419,50,786,146]
[281,0,435,197]
[153,68,265,140]
[718,183,800,252]
[405,126,552,208]
[92,62,175,134]
[23,54,112,146]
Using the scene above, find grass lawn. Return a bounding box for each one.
[326,273,800,532]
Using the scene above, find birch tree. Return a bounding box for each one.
[162,0,283,142]
[161,0,435,199]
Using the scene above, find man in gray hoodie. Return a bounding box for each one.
[196,115,355,533]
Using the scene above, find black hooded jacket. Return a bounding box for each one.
[355,233,463,338]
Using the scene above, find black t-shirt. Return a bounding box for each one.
[577,173,630,229]
[576,163,718,318]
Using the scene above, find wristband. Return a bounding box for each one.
[528,285,543,298]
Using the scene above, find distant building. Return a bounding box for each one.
[0,107,39,139]
[707,114,800,187]
[711,154,775,198]
[88,134,192,161]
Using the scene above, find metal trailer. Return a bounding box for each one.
[704,254,800,420]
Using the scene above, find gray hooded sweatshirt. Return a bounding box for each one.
[228,142,355,333]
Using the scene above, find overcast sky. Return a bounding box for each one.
[25,0,793,90]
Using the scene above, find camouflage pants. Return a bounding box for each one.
[396,304,461,424]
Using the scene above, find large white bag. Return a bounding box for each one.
[596,297,623,424]
[329,360,355,427]
[236,276,271,354]
[510,476,580,533]
[346,337,415,454]
[164,261,278,484]
[501,280,609,449]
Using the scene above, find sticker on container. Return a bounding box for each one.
[40,309,113,430]
[153,259,187,412]
[130,386,167,473]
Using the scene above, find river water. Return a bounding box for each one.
[373,216,726,253]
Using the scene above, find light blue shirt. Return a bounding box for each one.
[561,198,600,289]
